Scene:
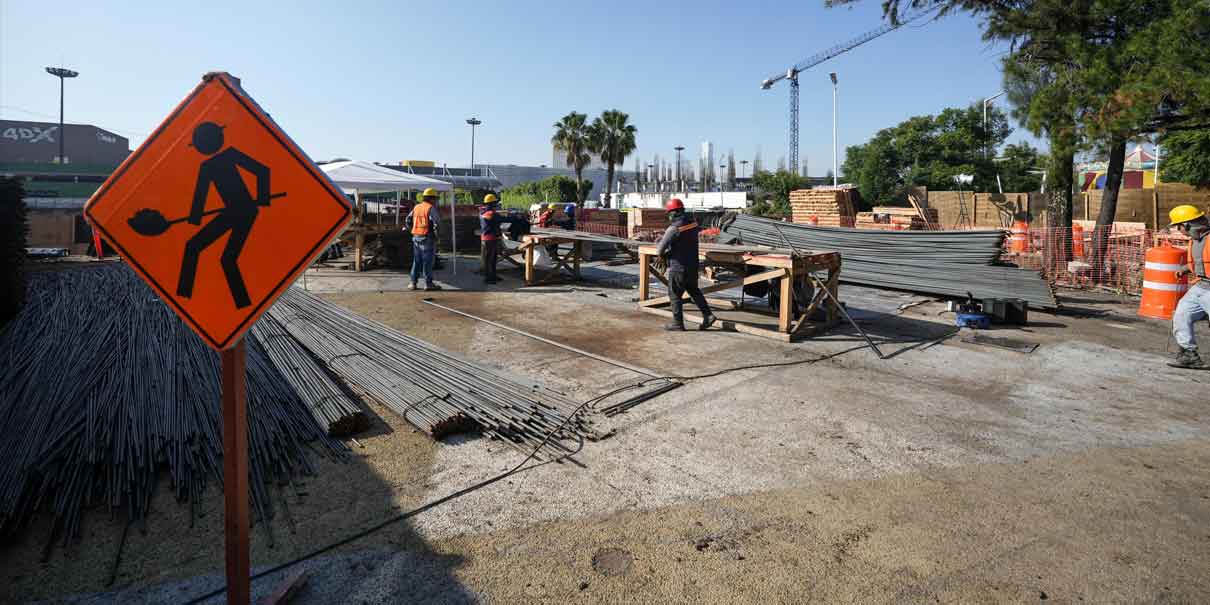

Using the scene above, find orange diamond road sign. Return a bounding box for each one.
[85,72,352,350]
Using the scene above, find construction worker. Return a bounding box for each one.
[404,188,442,291]
[1168,205,1210,369]
[480,193,506,284]
[655,198,717,331]
[560,202,577,230]
[537,203,557,228]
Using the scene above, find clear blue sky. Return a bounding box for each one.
[0,0,1032,175]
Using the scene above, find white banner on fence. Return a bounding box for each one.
[618,192,748,210]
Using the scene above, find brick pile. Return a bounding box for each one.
[789,189,856,227]
[627,208,669,239]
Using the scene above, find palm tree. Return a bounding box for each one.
[588,110,637,208]
[551,112,592,203]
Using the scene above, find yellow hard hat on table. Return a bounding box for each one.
[547,203,557,210]
[483,193,499,204]
[1169,205,1205,226]
[421,187,439,199]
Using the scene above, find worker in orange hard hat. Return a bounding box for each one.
[1168,204,1210,369]
[404,188,442,291]
[655,198,717,331]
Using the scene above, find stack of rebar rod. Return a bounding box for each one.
[721,214,1057,308]
[0,265,349,548]
[270,287,604,458]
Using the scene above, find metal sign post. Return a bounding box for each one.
[221,339,250,604]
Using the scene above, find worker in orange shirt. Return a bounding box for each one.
[404,188,442,291]
[1168,205,1210,369]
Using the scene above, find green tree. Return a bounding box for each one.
[551,112,592,203]
[840,103,1011,205]
[834,0,1210,276]
[1,177,28,326]
[587,110,637,208]
[996,142,1045,193]
[750,170,808,217]
[1159,130,1210,188]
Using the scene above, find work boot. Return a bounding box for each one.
[425,283,442,292]
[484,277,501,284]
[664,320,685,331]
[1168,347,1207,369]
[698,314,717,331]
[408,282,418,291]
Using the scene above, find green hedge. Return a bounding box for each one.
[0,177,28,326]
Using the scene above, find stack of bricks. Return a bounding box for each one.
[577,208,627,238]
[789,189,856,227]
[855,207,939,231]
[627,208,669,239]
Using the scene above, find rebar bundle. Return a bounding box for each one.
[0,265,349,548]
[721,214,1057,308]
[270,287,605,458]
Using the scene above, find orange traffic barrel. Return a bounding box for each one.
[1008,220,1030,253]
[1139,245,1189,319]
[1072,224,1086,258]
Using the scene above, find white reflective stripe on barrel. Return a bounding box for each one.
[1144,261,1186,272]
[1142,280,1188,292]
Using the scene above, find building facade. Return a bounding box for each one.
[0,120,129,166]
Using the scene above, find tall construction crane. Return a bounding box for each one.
[761,11,932,175]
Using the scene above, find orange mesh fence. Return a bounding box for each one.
[1001,226,1187,295]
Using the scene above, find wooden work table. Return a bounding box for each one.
[636,244,842,342]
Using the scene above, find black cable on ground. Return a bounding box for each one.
[183,343,863,603]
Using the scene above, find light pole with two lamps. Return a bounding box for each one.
[45,66,79,164]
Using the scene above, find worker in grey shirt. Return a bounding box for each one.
[1169,204,1210,369]
[404,188,442,291]
[655,198,717,331]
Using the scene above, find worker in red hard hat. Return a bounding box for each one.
[655,198,717,331]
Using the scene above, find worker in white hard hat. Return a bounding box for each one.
[404,188,442,291]
[1169,204,1210,369]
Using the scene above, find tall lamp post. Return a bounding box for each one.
[829,72,839,186]
[674,145,685,192]
[465,117,481,174]
[45,67,79,164]
[647,164,654,193]
[982,92,1005,160]
[740,159,749,180]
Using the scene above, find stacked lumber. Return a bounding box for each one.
[790,189,856,227]
[855,206,939,231]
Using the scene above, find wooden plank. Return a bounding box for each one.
[574,240,583,279]
[778,270,792,333]
[638,267,787,307]
[638,306,793,342]
[524,242,534,285]
[258,569,309,605]
[638,253,650,301]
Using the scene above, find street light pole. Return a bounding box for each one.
[674,146,685,193]
[829,72,839,187]
[465,117,481,174]
[45,67,79,164]
[982,92,1005,160]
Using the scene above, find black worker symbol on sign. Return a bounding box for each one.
[127,122,286,308]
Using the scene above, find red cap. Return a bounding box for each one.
[665,198,684,211]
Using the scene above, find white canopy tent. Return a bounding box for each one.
[319,160,452,194]
[319,160,458,273]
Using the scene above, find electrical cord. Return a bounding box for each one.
[183,345,862,603]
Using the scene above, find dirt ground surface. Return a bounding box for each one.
[6,256,1210,604]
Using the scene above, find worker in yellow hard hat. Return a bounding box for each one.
[1168,204,1210,369]
[479,193,505,284]
[404,188,442,291]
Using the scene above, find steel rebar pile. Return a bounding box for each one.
[270,287,604,457]
[0,265,349,549]
[721,214,1057,308]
